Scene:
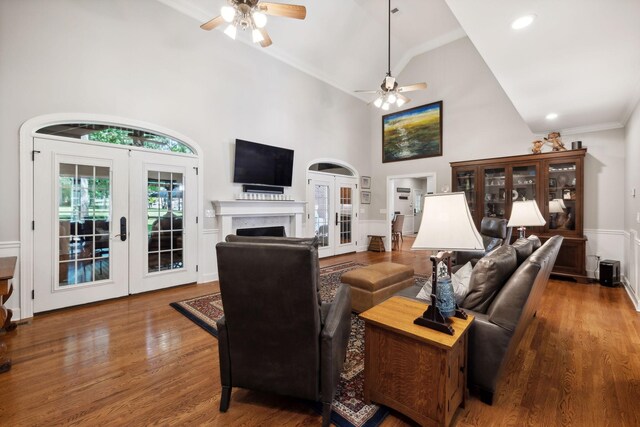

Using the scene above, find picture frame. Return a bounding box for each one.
[382,100,443,163]
[361,190,371,204]
[361,176,371,189]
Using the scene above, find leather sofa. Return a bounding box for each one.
[396,234,562,404]
[455,217,512,266]
[215,235,351,427]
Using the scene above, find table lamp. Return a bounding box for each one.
[508,200,546,239]
[411,192,484,335]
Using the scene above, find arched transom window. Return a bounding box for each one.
[36,123,194,154]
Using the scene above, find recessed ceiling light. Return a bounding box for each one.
[511,14,536,30]
[546,113,558,120]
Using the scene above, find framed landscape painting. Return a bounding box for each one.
[382,100,443,163]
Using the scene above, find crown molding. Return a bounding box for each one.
[533,121,624,137]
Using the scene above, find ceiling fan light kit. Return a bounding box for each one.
[200,0,306,48]
[357,0,428,110]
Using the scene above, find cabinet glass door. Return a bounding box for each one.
[511,165,537,203]
[483,168,506,219]
[548,162,577,231]
[454,169,477,219]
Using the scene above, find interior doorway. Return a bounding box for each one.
[386,172,436,249]
[306,161,359,258]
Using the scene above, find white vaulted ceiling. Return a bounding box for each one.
[159,0,640,134]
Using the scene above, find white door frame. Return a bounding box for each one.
[386,172,437,252]
[19,113,204,319]
[305,159,360,258]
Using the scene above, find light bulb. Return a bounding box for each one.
[221,6,236,23]
[396,97,406,107]
[252,28,264,43]
[253,11,267,28]
[373,97,383,108]
[387,93,397,104]
[224,24,237,40]
[382,102,390,111]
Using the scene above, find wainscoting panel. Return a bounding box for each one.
[583,229,626,279]
[359,220,391,252]
[0,241,21,320]
[200,229,219,283]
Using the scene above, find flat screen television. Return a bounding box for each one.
[233,139,294,187]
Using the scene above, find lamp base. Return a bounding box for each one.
[414,300,454,335]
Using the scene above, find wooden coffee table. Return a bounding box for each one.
[360,296,474,427]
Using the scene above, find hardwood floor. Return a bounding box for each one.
[1,237,639,426]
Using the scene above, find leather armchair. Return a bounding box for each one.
[215,236,351,427]
[455,217,512,266]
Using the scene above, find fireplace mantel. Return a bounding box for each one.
[212,200,307,239]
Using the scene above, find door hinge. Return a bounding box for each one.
[308,179,311,185]
[196,265,199,272]
[196,216,199,224]
[32,290,35,300]
[308,214,310,219]
[31,150,41,161]
[356,183,358,189]
[31,220,35,230]
[193,167,199,175]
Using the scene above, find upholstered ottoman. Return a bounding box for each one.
[341,262,415,313]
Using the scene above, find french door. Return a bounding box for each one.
[307,172,358,258]
[32,137,197,312]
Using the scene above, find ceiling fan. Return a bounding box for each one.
[356,0,427,110]
[200,0,306,48]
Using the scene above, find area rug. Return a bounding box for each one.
[171,261,427,427]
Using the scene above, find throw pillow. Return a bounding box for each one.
[451,261,473,305]
[416,277,432,301]
[511,238,533,265]
[462,245,518,313]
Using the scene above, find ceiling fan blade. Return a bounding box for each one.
[397,93,411,104]
[397,82,427,93]
[259,28,273,48]
[200,15,224,31]
[259,2,307,19]
[354,90,378,94]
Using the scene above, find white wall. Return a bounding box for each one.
[0,0,371,314]
[624,99,640,308]
[366,37,535,220]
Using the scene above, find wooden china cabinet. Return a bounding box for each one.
[451,149,587,282]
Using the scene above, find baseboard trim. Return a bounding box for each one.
[622,275,639,311]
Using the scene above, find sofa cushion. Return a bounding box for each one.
[527,234,542,251]
[462,245,518,313]
[511,238,533,265]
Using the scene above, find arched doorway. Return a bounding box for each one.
[306,160,359,258]
[20,114,203,315]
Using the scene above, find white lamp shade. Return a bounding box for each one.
[221,6,236,22]
[508,200,546,227]
[412,192,484,251]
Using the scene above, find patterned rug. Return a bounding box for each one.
[171,261,427,427]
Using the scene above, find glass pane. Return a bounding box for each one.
[147,170,185,273]
[36,123,194,154]
[58,163,111,286]
[512,165,537,202]
[483,168,506,219]
[314,184,330,247]
[173,250,183,268]
[455,170,476,218]
[339,187,352,244]
[548,162,577,231]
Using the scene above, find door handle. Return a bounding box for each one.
[335,212,339,226]
[119,216,127,241]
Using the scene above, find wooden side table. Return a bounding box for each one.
[360,297,474,427]
[0,256,17,373]
[367,235,385,252]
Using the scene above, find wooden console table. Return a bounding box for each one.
[367,235,385,252]
[0,256,17,373]
[360,297,474,427]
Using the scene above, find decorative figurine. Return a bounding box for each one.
[531,139,545,154]
[544,132,567,151]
